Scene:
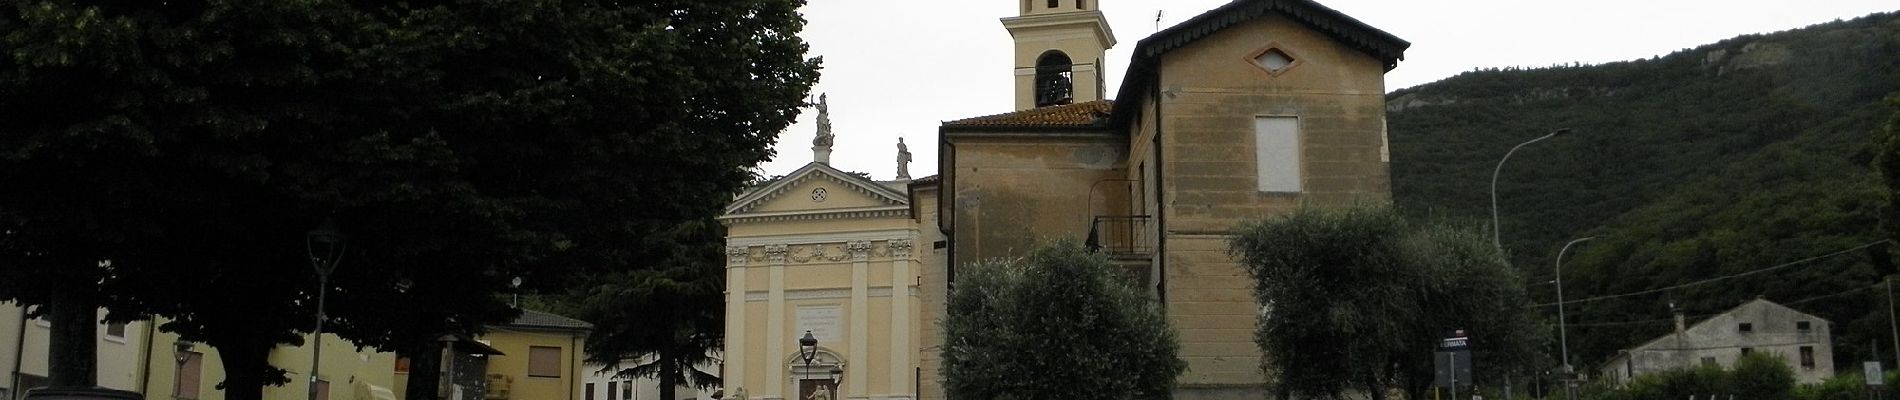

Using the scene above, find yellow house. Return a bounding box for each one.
[473,310,590,400]
[136,318,402,400]
[1,306,158,400]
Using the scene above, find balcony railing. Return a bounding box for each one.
[1086,215,1153,257]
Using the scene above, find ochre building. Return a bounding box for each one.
[720,0,1406,399]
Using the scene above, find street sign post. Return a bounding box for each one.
[1435,330,1474,400]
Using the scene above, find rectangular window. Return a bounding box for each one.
[177,352,204,399]
[528,346,563,378]
[607,381,618,400]
[1046,0,1057,8]
[586,383,596,400]
[1077,0,1086,9]
[622,380,632,400]
[1738,322,1753,333]
[1801,346,1816,368]
[1254,116,1302,193]
[395,357,411,373]
[1741,347,1754,356]
[106,322,126,338]
[315,380,330,400]
[1701,357,1717,366]
[1797,321,1812,331]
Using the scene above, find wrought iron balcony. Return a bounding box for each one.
[1086,215,1153,257]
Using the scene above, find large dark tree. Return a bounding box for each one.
[562,219,726,400]
[0,1,819,399]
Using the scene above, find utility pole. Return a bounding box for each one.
[1888,276,1899,366]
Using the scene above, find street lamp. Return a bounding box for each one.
[306,220,348,400]
[828,365,842,385]
[1490,128,1573,256]
[1555,236,1595,400]
[799,331,819,383]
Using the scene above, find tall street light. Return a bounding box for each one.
[1490,128,1573,255]
[1555,236,1595,400]
[306,221,348,400]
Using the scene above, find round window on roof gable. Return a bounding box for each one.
[1248,45,1302,76]
[811,187,828,202]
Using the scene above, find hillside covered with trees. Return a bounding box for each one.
[1386,11,1900,370]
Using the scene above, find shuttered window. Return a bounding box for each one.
[528,346,563,378]
[1255,116,1303,192]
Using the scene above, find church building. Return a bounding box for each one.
[720,0,1407,399]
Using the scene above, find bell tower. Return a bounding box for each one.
[1002,0,1116,110]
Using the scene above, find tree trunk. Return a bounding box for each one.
[658,359,677,400]
[213,336,277,400]
[404,341,443,400]
[46,271,98,387]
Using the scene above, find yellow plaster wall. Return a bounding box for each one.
[137,318,399,400]
[482,329,586,400]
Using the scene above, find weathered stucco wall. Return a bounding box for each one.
[946,134,1130,266]
[1150,14,1393,398]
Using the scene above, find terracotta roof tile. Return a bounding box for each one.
[943,100,1114,128]
[505,308,593,331]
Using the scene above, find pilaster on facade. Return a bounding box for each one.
[765,243,789,399]
[849,249,871,397]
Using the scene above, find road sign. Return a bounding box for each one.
[1867,361,1885,387]
[1434,351,1474,388]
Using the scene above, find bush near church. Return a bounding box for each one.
[939,241,1185,400]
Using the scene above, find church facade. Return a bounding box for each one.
[721,0,1406,399]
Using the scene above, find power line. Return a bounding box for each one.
[1528,239,1891,309]
[1563,283,1883,328]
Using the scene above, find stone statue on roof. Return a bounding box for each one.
[896,137,912,180]
[812,93,834,148]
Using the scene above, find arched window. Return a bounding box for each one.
[1034,51,1073,107]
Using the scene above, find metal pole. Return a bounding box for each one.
[1555,237,1594,400]
[1451,352,1459,400]
[308,272,328,400]
[1490,130,1565,256]
[1888,276,1899,367]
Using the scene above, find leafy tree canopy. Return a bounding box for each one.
[1230,204,1545,400]
[0,0,819,398]
[940,241,1186,400]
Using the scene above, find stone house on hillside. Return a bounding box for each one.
[1597,299,1835,386]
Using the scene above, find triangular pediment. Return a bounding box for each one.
[722,163,909,221]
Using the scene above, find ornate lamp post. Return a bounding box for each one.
[828,365,842,390]
[306,220,348,400]
[798,331,818,383]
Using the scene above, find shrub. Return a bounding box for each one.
[940,241,1186,400]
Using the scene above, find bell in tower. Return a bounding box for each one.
[1002,0,1116,110]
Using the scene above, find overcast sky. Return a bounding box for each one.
[757,0,1898,180]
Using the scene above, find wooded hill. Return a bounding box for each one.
[1386,11,1900,370]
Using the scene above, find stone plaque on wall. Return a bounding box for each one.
[796,305,843,343]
